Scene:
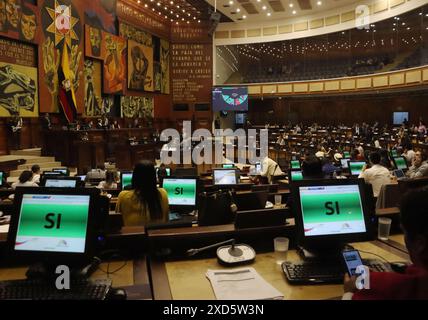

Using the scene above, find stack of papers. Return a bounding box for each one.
[206,268,284,300]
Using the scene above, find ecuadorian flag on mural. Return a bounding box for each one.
[58,44,77,123]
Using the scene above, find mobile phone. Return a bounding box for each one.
[342,249,364,276]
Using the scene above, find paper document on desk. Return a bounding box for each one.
[206,267,284,300]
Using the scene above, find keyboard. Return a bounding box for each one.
[0,278,112,300]
[282,259,391,285]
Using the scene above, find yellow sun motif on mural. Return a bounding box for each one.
[46,0,79,48]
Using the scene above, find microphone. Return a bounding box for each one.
[186,239,236,257]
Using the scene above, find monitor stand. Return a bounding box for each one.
[297,244,349,264]
[25,258,101,282]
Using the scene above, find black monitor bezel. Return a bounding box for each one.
[161,176,200,209]
[7,187,101,264]
[212,168,239,186]
[291,179,374,248]
[392,156,409,171]
[347,160,367,176]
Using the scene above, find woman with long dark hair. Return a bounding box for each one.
[116,161,169,226]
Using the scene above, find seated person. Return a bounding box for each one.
[302,155,324,179]
[322,156,339,178]
[12,171,39,189]
[407,151,428,179]
[157,163,169,186]
[97,170,118,190]
[358,151,391,198]
[259,156,285,184]
[31,164,41,184]
[344,187,428,299]
[115,161,169,226]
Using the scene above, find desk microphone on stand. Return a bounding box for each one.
[187,239,256,266]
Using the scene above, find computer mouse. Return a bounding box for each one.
[389,261,409,274]
[108,288,127,300]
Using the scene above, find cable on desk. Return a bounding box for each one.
[357,249,390,263]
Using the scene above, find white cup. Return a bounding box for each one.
[378,217,392,240]
[274,194,282,206]
[274,237,289,265]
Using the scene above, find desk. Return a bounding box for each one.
[0,257,152,300]
[151,240,410,300]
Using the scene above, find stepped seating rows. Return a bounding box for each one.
[0,149,77,183]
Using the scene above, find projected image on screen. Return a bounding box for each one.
[212,87,248,112]
[299,185,366,237]
[393,112,409,125]
[213,170,237,185]
[15,195,90,253]
[163,179,196,206]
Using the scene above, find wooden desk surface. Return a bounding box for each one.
[154,240,409,300]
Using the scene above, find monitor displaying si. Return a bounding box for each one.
[390,149,399,158]
[290,170,303,181]
[290,160,301,170]
[162,178,197,206]
[291,179,372,245]
[212,87,248,112]
[121,172,133,189]
[53,168,69,176]
[0,171,4,187]
[343,151,351,158]
[340,158,350,169]
[213,169,238,185]
[393,112,408,125]
[348,161,366,176]
[222,163,235,169]
[393,156,408,170]
[44,178,78,188]
[7,188,100,259]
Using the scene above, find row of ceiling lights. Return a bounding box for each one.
[225,0,323,20]
[135,0,201,24]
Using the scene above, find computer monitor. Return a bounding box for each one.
[0,171,4,187]
[120,172,133,190]
[343,151,351,158]
[340,158,350,169]
[289,170,303,182]
[347,161,366,176]
[290,160,301,170]
[44,177,79,188]
[52,168,70,176]
[7,187,100,263]
[393,156,408,171]
[213,169,238,186]
[390,149,399,158]
[255,162,262,174]
[42,171,63,176]
[222,163,235,169]
[156,167,171,177]
[291,179,373,248]
[162,178,197,207]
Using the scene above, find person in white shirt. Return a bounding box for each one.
[12,171,39,190]
[358,151,391,198]
[31,164,41,184]
[260,156,285,184]
[97,171,118,190]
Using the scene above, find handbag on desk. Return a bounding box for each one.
[197,190,237,226]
